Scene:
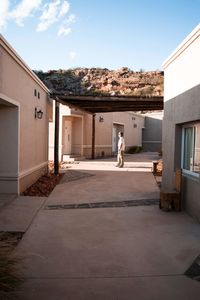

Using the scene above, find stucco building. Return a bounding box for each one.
[0,35,52,194]
[142,111,163,152]
[162,24,200,221]
[49,102,145,161]
[0,34,163,196]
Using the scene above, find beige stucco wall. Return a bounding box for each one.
[0,35,51,194]
[71,117,83,155]
[82,111,145,158]
[49,102,145,160]
[49,102,73,161]
[0,105,19,193]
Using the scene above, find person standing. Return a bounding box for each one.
[116,132,125,168]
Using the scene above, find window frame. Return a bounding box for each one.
[181,122,200,178]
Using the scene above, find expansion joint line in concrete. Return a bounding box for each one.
[44,199,159,210]
[24,274,185,280]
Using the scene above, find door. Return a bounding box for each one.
[112,125,117,152]
[64,120,72,154]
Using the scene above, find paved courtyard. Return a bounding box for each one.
[1,153,200,299]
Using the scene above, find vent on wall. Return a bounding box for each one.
[34,89,40,99]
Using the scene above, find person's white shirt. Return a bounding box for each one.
[118,136,125,151]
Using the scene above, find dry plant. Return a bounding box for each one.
[0,232,24,298]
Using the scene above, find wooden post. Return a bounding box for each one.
[92,114,96,159]
[54,100,60,175]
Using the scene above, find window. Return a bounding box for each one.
[182,123,200,176]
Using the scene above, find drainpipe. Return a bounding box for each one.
[92,114,96,159]
[54,99,60,175]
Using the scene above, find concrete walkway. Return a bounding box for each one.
[1,153,200,299]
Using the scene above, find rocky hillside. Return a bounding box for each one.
[35,67,164,97]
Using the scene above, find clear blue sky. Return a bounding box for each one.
[1,0,199,71]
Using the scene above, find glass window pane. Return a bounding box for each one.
[183,127,193,171]
[194,124,200,173]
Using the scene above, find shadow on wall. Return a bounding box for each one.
[142,116,162,152]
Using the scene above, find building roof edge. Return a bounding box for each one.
[0,34,50,93]
[162,23,200,69]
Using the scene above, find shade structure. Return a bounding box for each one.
[51,94,163,114]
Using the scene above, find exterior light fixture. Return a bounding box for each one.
[99,116,104,122]
[35,107,43,119]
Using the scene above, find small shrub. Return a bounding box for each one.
[127,146,142,154]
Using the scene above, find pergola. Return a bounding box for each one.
[51,93,164,174]
[52,94,163,113]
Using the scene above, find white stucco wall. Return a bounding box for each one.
[163,24,200,101]
[162,24,200,221]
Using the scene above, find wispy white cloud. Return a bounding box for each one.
[37,0,60,32]
[10,0,42,26]
[66,13,76,24]
[69,51,77,60]
[0,0,10,32]
[58,26,71,36]
[58,1,70,18]
[57,13,76,37]
[37,0,70,32]
[0,0,75,36]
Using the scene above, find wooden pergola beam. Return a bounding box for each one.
[51,94,163,114]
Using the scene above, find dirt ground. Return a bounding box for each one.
[22,173,63,197]
[21,160,74,197]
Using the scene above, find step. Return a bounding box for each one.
[62,154,85,162]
